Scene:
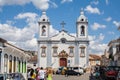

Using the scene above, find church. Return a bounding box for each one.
[37,9,89,69]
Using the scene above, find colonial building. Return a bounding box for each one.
[37,10,89,69]
[89,54,101,67]
[0,38,29,79]
[101,49,110,66]
[108,38,120,66]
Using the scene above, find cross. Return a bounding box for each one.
[60,21,66,30]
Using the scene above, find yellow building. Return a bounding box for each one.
[89,54,101,67]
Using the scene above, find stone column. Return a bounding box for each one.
[7,55,9,73]
[47,41,51,67]
[75,41,79,65]
[1,50,4,73]
[38,43,40,67]
[12,57,14,73]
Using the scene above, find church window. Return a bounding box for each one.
[81,26,85,36]
[43,19,45,21]
[69,46,74,57]
[52,47,58,57]
[81,19,84,21]
[61,38,66,43]
[42,25,46,36]
[80,47,85,57]
[41,47,46,57]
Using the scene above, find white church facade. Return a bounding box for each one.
[37,10,89,69]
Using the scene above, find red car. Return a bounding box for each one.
[105,66,120,80]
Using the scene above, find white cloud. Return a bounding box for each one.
[0,12,39,50]
[91,22,106,30]
[0,0,57,11]
[91,0,99,5]
[106,0,109,5]
[113,21,120,27]
[108,31,115,35]
[31,0,49,10]
[49,1,58,8]
[89,34,107,55]
[85,5,100,15]
[0,0,30,6]
[49,25,59,37]
[14,12,38,23]
[105,17,112,22]
[61,0,73,3]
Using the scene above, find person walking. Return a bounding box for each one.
[28,68,36,80]
[47,69,53,80]
[31,69,36,80]
[38,67,46,80]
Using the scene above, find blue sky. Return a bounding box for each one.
[0,0,120,54]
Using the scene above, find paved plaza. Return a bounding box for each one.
[53,73,90,80]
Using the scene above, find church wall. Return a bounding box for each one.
[51,43,75,67]
[40,57,47,68]
[67,57,74,67]
[39,44,47,68]
[79,44,88,67]
[52,57,59,68]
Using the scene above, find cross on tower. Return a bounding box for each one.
[60,21,66,30]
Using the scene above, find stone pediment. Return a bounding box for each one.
[58,50,68,58]
[51,31,75,41]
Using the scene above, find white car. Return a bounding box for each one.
[79,67,84,74]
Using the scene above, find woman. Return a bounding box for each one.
[47,69,53,80]
[31,69,36,80]
[28,68,36,80]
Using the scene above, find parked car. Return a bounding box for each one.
[74,67,85,74]
[0,72,25,80]
[105,66,120,80]
[56,67,63,74]
[65,70,81,76]
[67,67,85,74]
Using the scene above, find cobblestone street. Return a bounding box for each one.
[53,73,90,80]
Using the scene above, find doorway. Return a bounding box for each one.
[60,58,67,67]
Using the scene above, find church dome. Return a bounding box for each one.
[39,11,49,22]
[77,9,88,22]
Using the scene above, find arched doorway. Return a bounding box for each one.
[60,58,67,67]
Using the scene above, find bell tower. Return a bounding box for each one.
[76,9,88,39]
[38,11,50,39]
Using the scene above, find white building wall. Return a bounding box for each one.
[52,57,59,68]
[79,44,87,67]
